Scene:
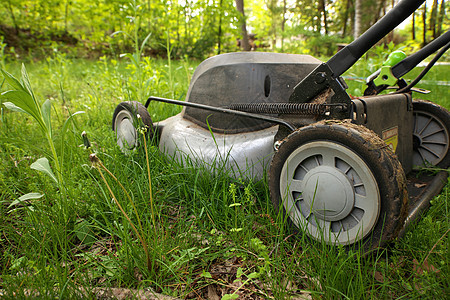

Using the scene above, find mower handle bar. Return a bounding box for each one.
[366,30,450,84]
[327,0,425,78]
[392,30,450,79]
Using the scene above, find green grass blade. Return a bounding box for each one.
[0,90,35,113]
[60,110,85,167]
[1,101,28,114]
[21,64,38,104]
[30,157,58,184]
[8,192,44,209]
[0,90,47,133]
[41,99,53,137]
[61,111,85,136]
[1,68,26,91]
[139,32,153,55]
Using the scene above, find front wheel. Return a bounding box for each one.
[269,122,408,251]
[112,101,153,151]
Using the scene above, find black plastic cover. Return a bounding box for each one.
[183,52,321,133]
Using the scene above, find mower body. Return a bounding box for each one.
[156,52,414,178]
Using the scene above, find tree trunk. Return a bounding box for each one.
[388,0,394,43]
[184,2,190,51]
[147,0,151,31]
[176,1,180,48]
[412,12,416,40]
[319,0,328,35]
[218,0,223,54]
[64,0,70,33]
[437,0,445,37]
[430,0,438,39]
[372,0,382,26]
[422,2,427,46]
[354,0,362,39]
[349,0,355,37]
[235,0,251,51]
[342,0,351,37]
[6,0,19,34]
[270,0,277,50]
[281,0,287,51]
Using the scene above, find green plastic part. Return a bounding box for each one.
[383,50,407,67]
[374,66,397,86]
[373,50,407,87]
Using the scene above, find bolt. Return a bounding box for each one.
[314,72,326,84]
[274,140,282,151]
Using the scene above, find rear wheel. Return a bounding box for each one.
[412,100,450,169]
[269,122,408,251]
[112,101,153,151]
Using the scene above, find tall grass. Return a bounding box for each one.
[0,51,448,299]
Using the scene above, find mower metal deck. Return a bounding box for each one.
[401,171,448,237]
[156,115,277,179]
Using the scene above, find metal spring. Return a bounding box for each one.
[225,102,328,115]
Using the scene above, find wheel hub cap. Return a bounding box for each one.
[118,118,136,149]
[302,166,355,221]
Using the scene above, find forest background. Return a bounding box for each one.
[0,0,448,61]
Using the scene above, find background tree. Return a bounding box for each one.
[3,0,19,34]
[354,0,362,38]
[319,0,328,35]
[281,0,287,51]
[235,0,251,51]
[436,0,445,36]
[422,2,427,45]
[430,0,438,39]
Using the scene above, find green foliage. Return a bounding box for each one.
[282,31,352,57]
[1,66,49,135]
[0,65,66,206]
[1,0,446,60]
[0,64,85,194]
[0,0,242,59]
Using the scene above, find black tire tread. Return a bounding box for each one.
[269,120,408,252]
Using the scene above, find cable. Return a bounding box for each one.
[395,41,450,94]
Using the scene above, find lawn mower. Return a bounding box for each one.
[112,0,450,251]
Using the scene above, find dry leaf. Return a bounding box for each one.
[414,183,427,188]
[207,285,220,300]
[281,278,298,292]
[413,258,440,276]
[374,271,384,283]
[291,293,313,300]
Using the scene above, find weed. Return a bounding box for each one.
[1,65,84,209]
[0,36,6,69]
